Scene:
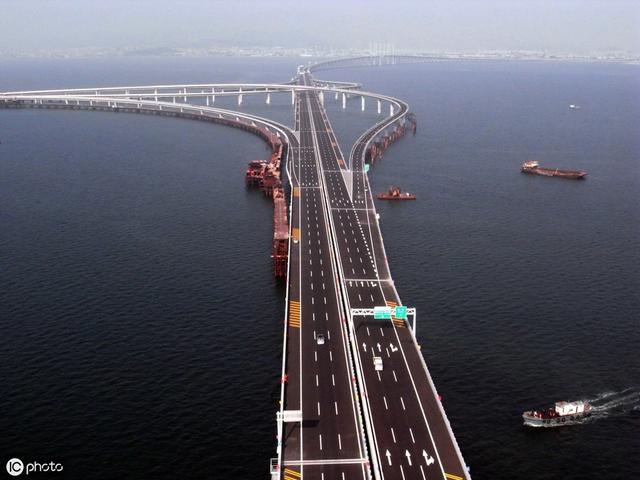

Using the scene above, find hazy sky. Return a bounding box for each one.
[0,0,638,53]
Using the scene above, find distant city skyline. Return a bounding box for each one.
[0,0,638,56]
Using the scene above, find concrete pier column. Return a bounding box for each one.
[361,96,365,111]
[377,99,382,114]
[154,88,158,102]
[319,91,324,105]
[266,92,271,105]
[211,87,216,104]
[291,89,295,105]
[342,93,346,109]
[183,88,187,103]
[390,104,395,116]
[335,91,339,100]
[238,94,243,106]
[206,96,210,106]
[172,97,176,103]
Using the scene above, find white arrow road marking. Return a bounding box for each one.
[422,450,435,466]
[377,342,381,352]
[385,449,392,466]
[405,450,412,466]
[362,343,367,352]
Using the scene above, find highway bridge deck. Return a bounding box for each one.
[279,71,469,480]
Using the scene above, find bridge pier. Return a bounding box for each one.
[266,92,271,105]
[183,88,187,103]
[342,93,346,109]
[206,96,210,106]
[361,96,365,111]
[377,99,381,114]
[335,91,339,100]
[319,91,324,105]
[390,104,395,116]
[291,89,295,105]
[154,88,158,102]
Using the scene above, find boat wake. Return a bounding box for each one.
[568,388,640,425]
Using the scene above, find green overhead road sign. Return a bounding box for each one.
[364,164,370,173]
[394,306,408,319]
[373,306,392,319]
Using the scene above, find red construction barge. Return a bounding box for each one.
[377,186,416,200]
[366,113,417,165]
[245,131,289,278]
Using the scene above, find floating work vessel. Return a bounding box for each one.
[377,186,416,200]
[523,400,591,427]
[521,161,587,179]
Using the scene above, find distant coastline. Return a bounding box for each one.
[1,46,638,65]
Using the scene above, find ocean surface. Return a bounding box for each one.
[1,57,638,479]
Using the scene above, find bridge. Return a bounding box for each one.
[1,56,470,480]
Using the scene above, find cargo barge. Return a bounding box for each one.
[521,161,587,179]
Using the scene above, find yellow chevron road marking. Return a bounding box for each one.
[284,467,301,479]
[289,301,301,328]
[445,473,464,480]
[393,318,406,328]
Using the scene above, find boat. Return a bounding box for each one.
[569,104,581,109]
[523,400,591,427]
[521,161,587,179]
[377,186,416,200]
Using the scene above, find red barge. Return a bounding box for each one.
[377,186,416,200]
